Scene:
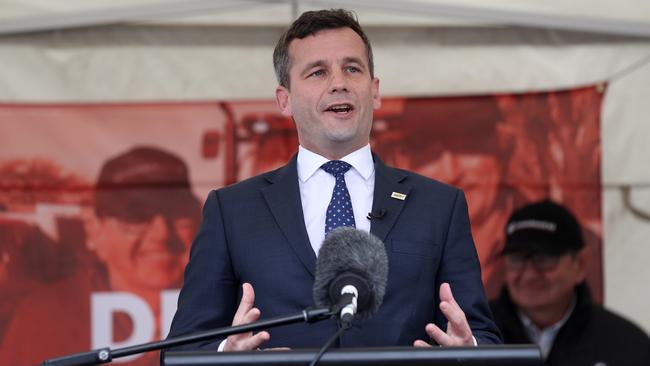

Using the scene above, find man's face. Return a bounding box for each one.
[91,213,197,290]
[505,250,587,316]
[275,27,381,159]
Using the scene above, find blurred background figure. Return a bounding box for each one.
[0,146,201,366]
[495,90,603,302]
[237,111,298,179]
[0,159,91,342]
[490,199,650,366]
[372,96,518,297]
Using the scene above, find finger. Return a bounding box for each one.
[413,339,432,348]
[228,307,262,344]
[226,330,269,351]
[439,283,456,305]
[241,307,262,325]
[233,283,255,325]
[439,301,466,330]
[439,283,473,343]
[438,306,473,346]
[439,301,472,341]
[425,322,452,346]
[239,331,270,350]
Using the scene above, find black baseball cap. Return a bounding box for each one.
[95,146,200,222]
[502,199,584,256]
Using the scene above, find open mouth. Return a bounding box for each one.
[325,103,354,114]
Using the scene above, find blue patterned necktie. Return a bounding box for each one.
[321,160,356,235]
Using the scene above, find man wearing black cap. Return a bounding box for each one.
[91,146,201,295]
[0,146,202,366]
[490,199,650,366]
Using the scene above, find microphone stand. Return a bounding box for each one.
[42,307,334,366]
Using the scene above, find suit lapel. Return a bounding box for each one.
[259,154,408,276]
[370,155,411,242]
[260,155,316,277]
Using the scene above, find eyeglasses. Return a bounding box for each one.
[504,253,562,272]
[108,216,196,237]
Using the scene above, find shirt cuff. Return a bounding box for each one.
[472,335,478,346]
[218,339,227,352]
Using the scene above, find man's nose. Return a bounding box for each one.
[145,214,170,240]
[329,70,348,93]
[518,260,543,280]
[144,215,184,252]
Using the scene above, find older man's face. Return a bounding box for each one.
[91,205,198,290]
[505,250,587,317]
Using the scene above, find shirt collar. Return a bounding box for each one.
[518,294,577,335]
[297,144,374,183]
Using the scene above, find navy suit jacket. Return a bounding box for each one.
[167,154,502,350]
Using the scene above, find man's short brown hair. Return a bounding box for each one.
[273,9,374,88]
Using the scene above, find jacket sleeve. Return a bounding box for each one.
[434,189,503,344]
[164,190,239,351]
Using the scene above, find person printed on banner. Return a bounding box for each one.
[0,147,202,366]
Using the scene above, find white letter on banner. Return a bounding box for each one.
[91,292,155,363]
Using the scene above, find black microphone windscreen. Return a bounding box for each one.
[313,227,389,320]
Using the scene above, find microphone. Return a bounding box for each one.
[313,227,389,325]
[366,209,386,220]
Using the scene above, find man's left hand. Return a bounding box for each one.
[413,282,474,347]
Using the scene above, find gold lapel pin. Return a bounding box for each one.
[391,192,407,201]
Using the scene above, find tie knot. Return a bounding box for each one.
[321,160,352,177]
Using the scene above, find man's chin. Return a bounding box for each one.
[135,273,182,290]
[324,126,356,139]
[511,290,550,307]
[133,261,183,288]
[324,130,366,149]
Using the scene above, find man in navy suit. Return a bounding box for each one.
[167,9,501,351]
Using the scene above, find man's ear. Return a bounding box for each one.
[372,77,381,110]
[575,248,590,284]
[275,85,292,117]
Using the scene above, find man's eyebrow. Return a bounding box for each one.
[300,60,327,76]
[343,56,365,67]
[299,57,366,76]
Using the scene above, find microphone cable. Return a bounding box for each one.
[308,322,351,366]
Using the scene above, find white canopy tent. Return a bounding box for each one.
[1,0,650,36]
[1,0,649,333]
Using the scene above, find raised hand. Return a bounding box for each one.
[223,283,271,351]
[413,283,474,347]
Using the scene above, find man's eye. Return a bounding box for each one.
[117,221,149,234]
[309,70,325,77]
[346,66,361,73]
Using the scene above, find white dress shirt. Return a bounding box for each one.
[297,144,375,255]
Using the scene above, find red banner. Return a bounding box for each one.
[0,86,603,365]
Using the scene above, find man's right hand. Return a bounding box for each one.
[223,283,270,351]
